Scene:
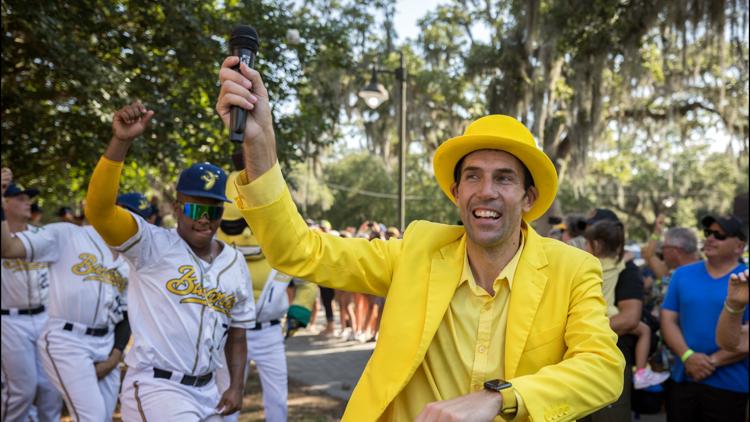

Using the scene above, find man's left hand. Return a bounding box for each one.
[415,390,502,422]
[216,386,243,415]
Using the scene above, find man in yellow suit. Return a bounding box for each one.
[215,57,624,421]
[215,170,317,422]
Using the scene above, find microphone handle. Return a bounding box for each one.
[229,47,257,143]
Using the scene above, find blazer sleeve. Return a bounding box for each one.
[235,164,400,297]
[512,254,625,422]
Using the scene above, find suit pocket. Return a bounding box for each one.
[524,322,565,352]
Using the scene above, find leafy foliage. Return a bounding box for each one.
[1,0,379,212]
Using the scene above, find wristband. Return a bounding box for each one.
[680,349,694,363]
[650,233,661,241]
[724,300,747,315]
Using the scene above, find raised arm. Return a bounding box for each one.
[1,167,27,259]
[215,56,273,181]
[85,102,153,246]
[641,214,669,279]
[215,56,397,296]
[716,270,749,353]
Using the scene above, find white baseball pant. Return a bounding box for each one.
[1,313,62,421]
[36,320,120,422]
[120,367,224,422]
[218,323,287,422]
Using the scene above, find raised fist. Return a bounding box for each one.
[112,101,154,143]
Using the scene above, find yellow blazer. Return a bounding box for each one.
[238,187,624,422]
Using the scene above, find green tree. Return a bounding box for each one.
[1,0,389,210]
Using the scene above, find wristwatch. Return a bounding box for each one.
[484,379,518,419]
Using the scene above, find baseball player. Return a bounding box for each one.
[0,174,62,422]
[215,169,317,422]
[1,169,132,422]
[84,101,256,421]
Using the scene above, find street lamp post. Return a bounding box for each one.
[357,51,407,231]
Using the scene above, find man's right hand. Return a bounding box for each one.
[727,270,749,309]
[216,56,276,180]
[112,101,154,143]
[684,352,715,381]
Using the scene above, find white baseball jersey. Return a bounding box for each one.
[1,225,50,310]
[116,212,255,376]
[16,223,128,327]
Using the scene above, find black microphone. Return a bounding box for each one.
[229,25,260,143]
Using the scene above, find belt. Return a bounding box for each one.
[153,368,213,387]
[249,319,280,331]
[62,322,109,337]
[0,305,45,316]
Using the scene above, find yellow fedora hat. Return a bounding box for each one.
[223,170,244,220]
[433,115,558,222]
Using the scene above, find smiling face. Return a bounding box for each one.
[450,150,537,251]
[174,193,223,252]
[703,222,745,261]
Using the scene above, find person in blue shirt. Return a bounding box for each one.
[661,214,748,422]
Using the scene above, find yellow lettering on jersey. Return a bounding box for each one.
[165,265,237,315]
[70,253,127,291]
[2,260,47,271]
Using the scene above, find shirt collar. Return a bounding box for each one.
[460,227,526,291]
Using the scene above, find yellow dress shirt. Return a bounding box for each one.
[384,235,527,421]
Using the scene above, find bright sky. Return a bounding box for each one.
[394,0,491,43]
[394,0,442,41]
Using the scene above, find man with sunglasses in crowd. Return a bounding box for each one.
[84,102,256,421]
[660,214,748,421]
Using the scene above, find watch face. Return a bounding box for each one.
[484,379,512,392]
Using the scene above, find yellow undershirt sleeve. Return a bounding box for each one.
[85,156,138,247]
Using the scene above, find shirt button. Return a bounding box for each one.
[478,345,487,353]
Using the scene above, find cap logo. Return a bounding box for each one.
[138,199,149,210]
[201,171,217,190]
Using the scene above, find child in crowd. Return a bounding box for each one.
[585,220,670,390]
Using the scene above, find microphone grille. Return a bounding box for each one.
[230,25,259,52]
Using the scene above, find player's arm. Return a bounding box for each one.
[94,311,131,379]
[85,102,153,247]
[1,167,28,259]
[216,327,247,415]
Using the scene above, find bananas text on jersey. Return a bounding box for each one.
[165,265,237,315]
[71,253,127,293]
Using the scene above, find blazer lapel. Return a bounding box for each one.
[413,236,465,365]
[505,228,549,378]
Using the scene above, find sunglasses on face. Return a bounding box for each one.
[180,202,224,221]
[703,228,731,241]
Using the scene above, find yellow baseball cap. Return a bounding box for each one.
[432,115,558,222]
